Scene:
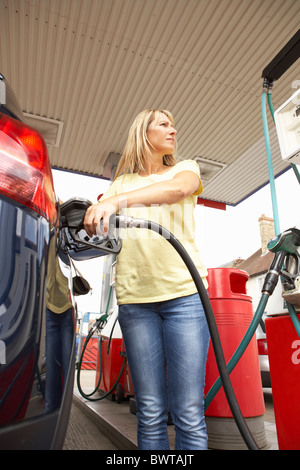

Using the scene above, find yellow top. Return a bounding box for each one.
[101,159,208,304]
[46,236,72,313]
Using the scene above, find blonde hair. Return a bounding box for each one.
[113,109,177,180]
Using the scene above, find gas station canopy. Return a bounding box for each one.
[0,0,299,207]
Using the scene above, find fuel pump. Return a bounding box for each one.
[262,230,300,450]
[260,29,300,449]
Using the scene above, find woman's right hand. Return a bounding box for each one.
[83,197,119,238]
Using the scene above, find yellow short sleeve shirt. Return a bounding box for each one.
[46,237,72,313]
[101,160,208,304]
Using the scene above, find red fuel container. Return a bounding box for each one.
[205,268,266,449]
[95,337,134,402]
[265,312,300,450]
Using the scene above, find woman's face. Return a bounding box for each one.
[146,112,177,157]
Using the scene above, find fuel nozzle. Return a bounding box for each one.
[112,214,148,229]
[262,228,300,295]
[267,228,300,255]
[59,197,122,255]
[262,250,286,295]
[88,313,108,337]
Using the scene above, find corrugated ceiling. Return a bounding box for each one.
[0,0,299,205]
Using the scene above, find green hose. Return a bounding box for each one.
[267,89,275,121]
[286,302,300,339]
[262,87,280,235]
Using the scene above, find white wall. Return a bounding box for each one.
[246,274,287,316]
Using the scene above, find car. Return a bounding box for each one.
[256,315,271,388]
[0,74,117,449]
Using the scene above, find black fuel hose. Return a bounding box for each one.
[115,215,259,451]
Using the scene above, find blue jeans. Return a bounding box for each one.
[118,293,210,450]
[44,307,74,413]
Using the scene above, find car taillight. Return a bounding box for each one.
[0,113,57,223]
[257,338,268,355]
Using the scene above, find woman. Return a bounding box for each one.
[84,109,210,450]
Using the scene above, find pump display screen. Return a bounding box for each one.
[274,88,300,164]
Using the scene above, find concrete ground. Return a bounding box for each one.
[63,370,278,451]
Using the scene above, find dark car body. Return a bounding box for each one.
[0,74,104,449]
[257,316,271,388]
